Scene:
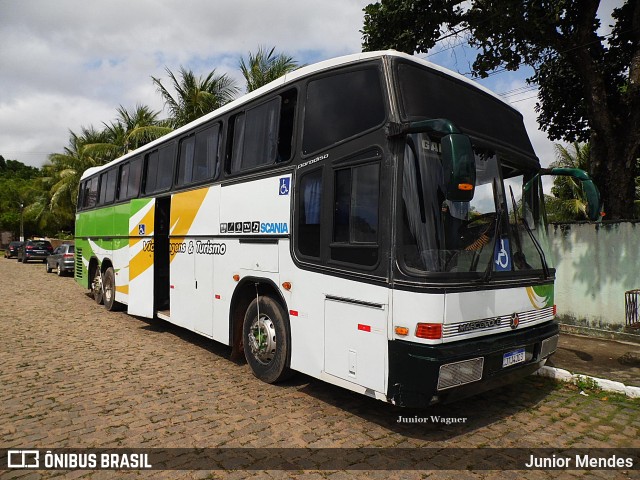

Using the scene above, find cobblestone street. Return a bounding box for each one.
[1,258,638,479]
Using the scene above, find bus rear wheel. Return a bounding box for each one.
[243,295,292,384]
[92,267,104,305]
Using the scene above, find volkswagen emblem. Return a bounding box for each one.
[510,313,520,329]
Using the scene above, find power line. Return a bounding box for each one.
[510,94,540,103]
[498,85,538,98]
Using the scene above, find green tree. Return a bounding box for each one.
[0,161,43,237]
[239,46,300,93]
[43,127,111,232]
[0,156,40,179]
[152,67,238,127]
[89,104,173,161]
[108,104,172,153]
[362,0,640,219]
[546,143,591,222]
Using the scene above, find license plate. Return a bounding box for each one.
[502,348,526,368]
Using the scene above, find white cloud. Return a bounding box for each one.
[0,0,371,167]
[0,93,116,164]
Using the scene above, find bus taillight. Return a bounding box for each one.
[415,323,442,340]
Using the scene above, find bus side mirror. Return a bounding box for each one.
[388,119,476,201]
[540,167,603,221]
[441,134,476,202]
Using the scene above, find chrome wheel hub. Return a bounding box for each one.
[247,314,277,365]
[92,271,102,296]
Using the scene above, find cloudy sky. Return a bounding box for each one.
[0,0,621,169]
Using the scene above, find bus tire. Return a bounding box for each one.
[242,295,292,384]
[102,267,120,311]
[92,267,104,305]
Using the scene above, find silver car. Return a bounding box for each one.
[45,244,75,276]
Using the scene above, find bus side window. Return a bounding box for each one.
[194,124,221,182]
[98,172,108,205]
[277,89,297,162]
[77,181,85,210]
[177,123,221,186]
[144,145,173,194]
[118,162,130,200]
[229,113,246,173]
[86,176,99,209]
[331,162,380,266]
[302,68,385,155]
[128,157,142,198]
[297,168,323,258]
[98,168,117,205]
[229,97,281,174]
[177,135,195,186]
[104,168,118,204]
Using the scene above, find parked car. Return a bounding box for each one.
[17,239,53,263]
[45,244,75,276]
[4,241,23,258]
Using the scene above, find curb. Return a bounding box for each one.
[534,366,640,399]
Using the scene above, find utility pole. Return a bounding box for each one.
[19,202,24,242]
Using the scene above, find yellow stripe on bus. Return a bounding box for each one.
[171,187,209,236]
[169,188,209,263]
[129,247,154,282]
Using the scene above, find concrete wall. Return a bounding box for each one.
[550,221,640,338]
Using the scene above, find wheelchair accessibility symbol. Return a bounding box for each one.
[138,224,146,235]
[279,177,290,196]
[494,238,511,271]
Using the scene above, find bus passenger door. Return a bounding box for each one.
[193,248,214,337]
[154,197,171,314]
[128,198,156,318]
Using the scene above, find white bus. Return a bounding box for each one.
[75,51,600,407]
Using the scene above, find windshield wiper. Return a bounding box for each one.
[474,179,502,284]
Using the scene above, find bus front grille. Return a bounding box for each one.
[442,306,554,340]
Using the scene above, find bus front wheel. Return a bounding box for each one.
[242,295,292,384]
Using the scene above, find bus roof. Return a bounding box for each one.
[81,50,515,181]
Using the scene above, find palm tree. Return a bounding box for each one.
[112,104,172,152]
[96,104,173,159]
[546,142,591,222]
[43,127,110,226]
[152,67,238,127]
[239,46,300,93]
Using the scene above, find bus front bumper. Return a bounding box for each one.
[387,320,559,408]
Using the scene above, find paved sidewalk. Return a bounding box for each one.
[547,333,640,387]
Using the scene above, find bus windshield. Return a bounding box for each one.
[400,132,553,276]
